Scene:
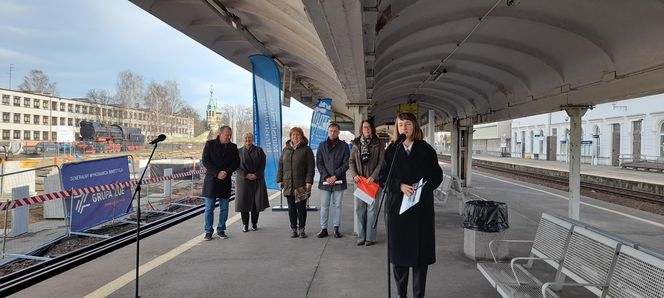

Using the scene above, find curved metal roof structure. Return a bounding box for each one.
[130,0,664,126]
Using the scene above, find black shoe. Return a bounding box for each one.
[251,224,258,231]
[357,240,366,246]
[217,231,228,239]
[203,233,213,241]
[333,227,343,238]
[317,229,328,238]
[242,225,249,232]
[291,229,299,238]
[365,241,375,246]
[299,229,307,238]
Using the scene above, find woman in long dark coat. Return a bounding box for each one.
[379,112,443,298]
[235,133,269,232]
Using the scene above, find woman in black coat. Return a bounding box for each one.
[235,133,269,232]
[379,112,443,298]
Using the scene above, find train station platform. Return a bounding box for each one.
[10,163,664,297]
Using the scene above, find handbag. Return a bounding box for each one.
[294,186,311,203]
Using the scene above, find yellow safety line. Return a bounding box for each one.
[86,191,282,297]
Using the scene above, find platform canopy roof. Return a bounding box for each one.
[130,0,664,126]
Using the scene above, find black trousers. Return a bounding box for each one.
[393,265,428,298]
[241,199,259,226]
[286,196,307,229]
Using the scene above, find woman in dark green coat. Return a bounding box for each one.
[277,127,315,238]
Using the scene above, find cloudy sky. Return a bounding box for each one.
[0,0,312,126]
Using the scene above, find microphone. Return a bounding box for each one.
[396,133,407,144]
[149,134,166,145]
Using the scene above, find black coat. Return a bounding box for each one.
[202,138,240,199]
[235,145,269,212]
[379,140,443,266]
[316,139,350,191]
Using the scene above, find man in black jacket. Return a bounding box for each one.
[202,126,240,240]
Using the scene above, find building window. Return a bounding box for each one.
[24,98,30,107]
[68,104,73,112]
[67,118,73,126]
[34,98,40,108]
[33,131,40,141]
[2,130,9,140]
[43,131,49,141]
[1,95,8,105]
[13,96,20,106]
[24,114,30,123]
[52,101,57,110]
[51,132,56,141]
[552,128,558,138]
[75,105,80,113]
[51,117,57,125]
[13,130,20,139]
[60,117,65,125]
[2,113,8,123]
[43,116,48,125]
[13,113,20,123]
[82,106,88,114]
[33,115,40,124]
[75,118,80,127]
[24,130,30,140]
[43,100,49,109]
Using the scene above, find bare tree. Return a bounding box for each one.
[178,106,206,136]
[115,70,144,108]
[218,104,253,144]
[86,89,115,123]
[18,69,58,94]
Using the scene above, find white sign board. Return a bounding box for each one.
[57,127,75,143]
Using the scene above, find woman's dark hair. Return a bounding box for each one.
[358,120,376,137]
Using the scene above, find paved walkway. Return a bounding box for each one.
[11,163,664,297]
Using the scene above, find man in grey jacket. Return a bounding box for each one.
[316,123,350,238]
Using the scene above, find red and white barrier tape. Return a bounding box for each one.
[0,169,207,211]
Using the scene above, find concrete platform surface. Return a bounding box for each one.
[10,163,664,298]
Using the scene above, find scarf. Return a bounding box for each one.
[360,136,371,163]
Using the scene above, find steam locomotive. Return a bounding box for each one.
[78,121,145,153]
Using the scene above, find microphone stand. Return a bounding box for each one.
[127,140,160,298]
[373,138,404,298]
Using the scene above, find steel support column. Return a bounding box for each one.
[451,120,473,187]
[564,105,590,220]
[427,110,435,145]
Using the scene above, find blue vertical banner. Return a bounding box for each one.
[309,98,332,151]
[310,98,332,182]
[61,156,132,232]
[250,54,282,190]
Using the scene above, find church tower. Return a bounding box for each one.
[206,87,221,139]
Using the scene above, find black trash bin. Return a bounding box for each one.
[463,200,509,232]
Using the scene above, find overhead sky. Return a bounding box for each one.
[0,0,312,126]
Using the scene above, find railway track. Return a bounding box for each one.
[472,162,664,205]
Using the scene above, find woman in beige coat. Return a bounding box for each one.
[349,120,385,246]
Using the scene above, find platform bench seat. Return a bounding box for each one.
[477,213,573,288]
[495,226,621,297]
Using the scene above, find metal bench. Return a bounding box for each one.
[605,245,664,298]
[496,226,622,297]
[433,174,466,214]
[477,213,573,288]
